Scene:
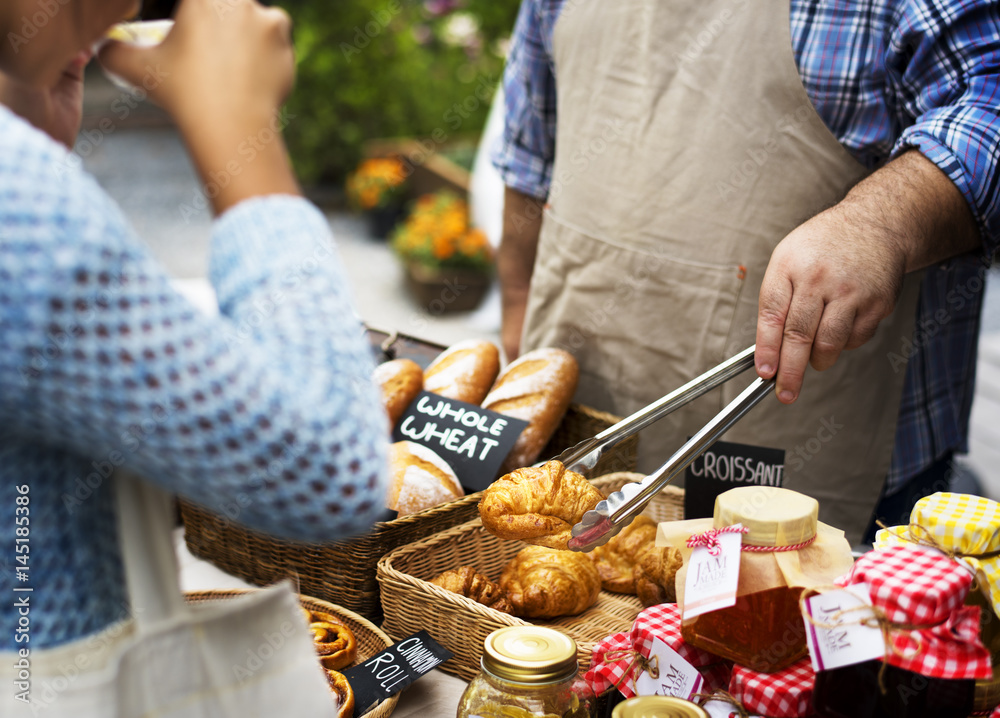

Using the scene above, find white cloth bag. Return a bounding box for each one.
[1,471,334,717]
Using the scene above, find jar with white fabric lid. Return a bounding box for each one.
[660,486,855,672]
[457,626,595,718]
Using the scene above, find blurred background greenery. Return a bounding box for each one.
[270,0,520,186]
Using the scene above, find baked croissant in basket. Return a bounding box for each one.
[634,544,683,607]
[500,545,601,618]
[588,515,659,593]
[479,460,604,550]
[430,566,513,614]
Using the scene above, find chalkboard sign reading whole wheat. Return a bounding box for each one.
[392,391,528,492]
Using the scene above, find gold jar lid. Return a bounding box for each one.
[481,626,578,684]
[714,486,818,547]
[611,696,710,718]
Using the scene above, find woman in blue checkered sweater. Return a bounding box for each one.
[0,0,389,651]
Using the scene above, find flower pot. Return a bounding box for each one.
[404,262,492,313]
[365,204,406,240]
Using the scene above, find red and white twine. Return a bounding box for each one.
[687,525,817,554]
[686,525,749,556]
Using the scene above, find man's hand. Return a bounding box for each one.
[499,187,545,361]
[755,150,981,403]
[0,50,89,148]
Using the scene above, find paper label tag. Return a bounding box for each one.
[634,636,704,700]
[803,583,885,672]
[342,630,452,715]
[683,529,742,619]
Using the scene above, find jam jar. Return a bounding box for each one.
[811,545,990,718]
[812,660,974,718]
[457,626,596,718]
[664,486,854,672]
[611,696,709,717]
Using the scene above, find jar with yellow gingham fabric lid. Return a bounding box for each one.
[874,492,1000,716]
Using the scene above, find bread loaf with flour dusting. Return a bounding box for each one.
[387,440,464,516]
[373,358,423,427]
[481,348,579,473]
[423,339,500,405]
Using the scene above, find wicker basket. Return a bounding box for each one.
[184,589,398,718]
[376,473,685,681]
[181,403,638,622]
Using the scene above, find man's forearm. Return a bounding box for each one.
[840,149,981,271]
[499,186,545,360]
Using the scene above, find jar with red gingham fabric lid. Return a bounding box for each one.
[811,544,992,718]
[728,657,815,717]
[585,603,732,716]
[875,491,1000,716]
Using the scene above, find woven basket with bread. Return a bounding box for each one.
[181,331,639,620]
[376,472,685,681]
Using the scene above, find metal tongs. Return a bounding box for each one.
[559,345,776,552]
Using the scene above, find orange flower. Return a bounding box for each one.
[346,157,408,210]
[391,190,494,272]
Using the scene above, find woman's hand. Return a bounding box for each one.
[98,0,300,214]
[0,51,89,149]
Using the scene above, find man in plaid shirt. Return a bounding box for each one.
[493,0,999,540]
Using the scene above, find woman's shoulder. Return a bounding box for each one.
[0,106,131,248]
[0,105,78,180]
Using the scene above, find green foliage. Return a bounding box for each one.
[273,0,521,186]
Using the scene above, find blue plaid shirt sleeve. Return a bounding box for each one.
[888,0,1000,253]
[491,0,559,199]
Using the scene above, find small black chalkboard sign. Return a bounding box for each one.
[683,439,786,519]
[391,391,528,492]
[342,630,453,715]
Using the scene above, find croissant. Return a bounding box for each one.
[430,566,513,614]
[588,515,659,593]
[500,546,601,618]
[324,668,355,718]
[634,544,683,607]
[479,460,604,550]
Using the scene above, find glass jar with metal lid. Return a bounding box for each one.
[456,626,596,718]
[611,696,709,717]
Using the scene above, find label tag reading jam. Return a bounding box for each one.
[803,583,885,672]
[342,630,452,715]
[392,391,528,491]
[634,637,704,701]
[683,529,742,619]
[684,439,785,520]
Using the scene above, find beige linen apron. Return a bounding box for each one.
[522,0,921,542]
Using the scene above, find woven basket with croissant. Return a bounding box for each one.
[377,472,685,682]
